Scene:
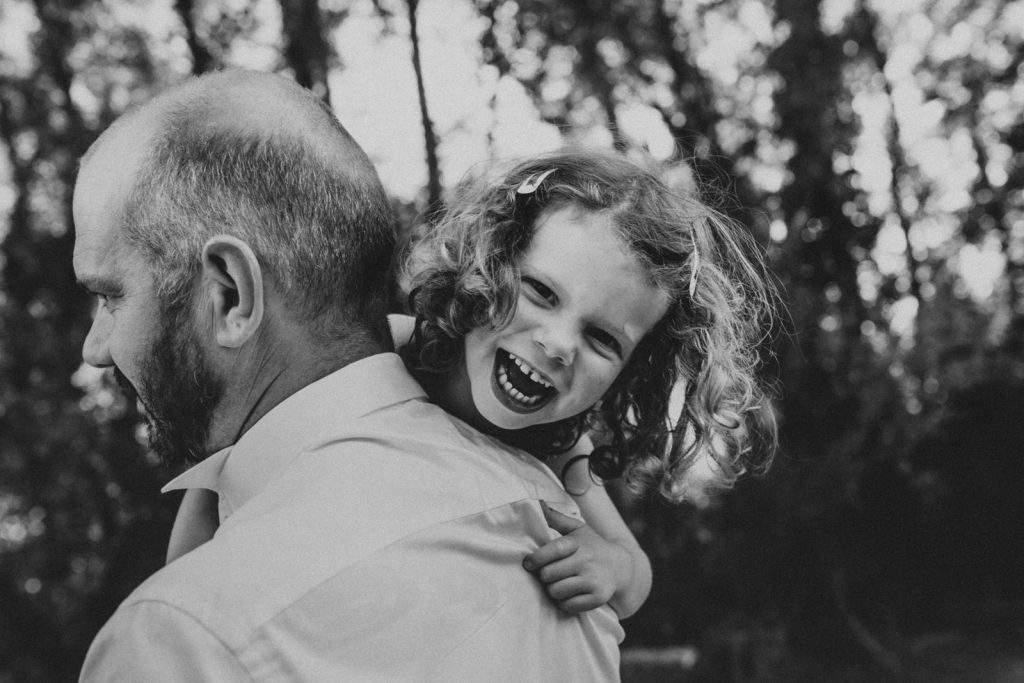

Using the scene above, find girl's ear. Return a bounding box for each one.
[200,235,264,348]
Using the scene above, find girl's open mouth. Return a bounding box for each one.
[491,348,557,413]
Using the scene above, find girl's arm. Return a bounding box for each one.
[524,438,653,618]
[166,488,220,564]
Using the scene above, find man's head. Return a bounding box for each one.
[72,70,396,467]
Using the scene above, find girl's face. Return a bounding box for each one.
[461,206,669,432]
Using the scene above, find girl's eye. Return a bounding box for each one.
[523,277,556,304]
[588,328,623,358]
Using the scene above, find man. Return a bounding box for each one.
[74,70,622,680]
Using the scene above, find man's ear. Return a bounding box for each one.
[200,235,264,348]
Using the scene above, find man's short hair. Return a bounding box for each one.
[119,70,396,344]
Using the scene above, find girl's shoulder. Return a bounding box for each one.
[387,313,416,350]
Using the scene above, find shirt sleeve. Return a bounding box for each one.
[79,601,250,682]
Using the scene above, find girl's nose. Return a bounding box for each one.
[533,322,576,366]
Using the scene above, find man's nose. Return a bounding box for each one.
[533,321,576,366]
[82,311,114,368]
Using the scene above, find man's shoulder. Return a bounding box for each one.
[310,350,563,499]
[343,398,571,508]
[111,543,270,650]
[249,400,577,544]
[115,497,623,680]
[104,403,621,679]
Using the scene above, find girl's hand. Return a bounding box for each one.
[522,501,633,614]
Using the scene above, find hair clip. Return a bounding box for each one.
[689,244,700,297]
[516,168,557,195]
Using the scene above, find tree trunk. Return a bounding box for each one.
[407,0,442,218]
[279,0,332,103]
[174,0,215,74]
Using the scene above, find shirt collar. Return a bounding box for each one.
[162,353,426,517]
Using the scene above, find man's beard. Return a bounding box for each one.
[115,301,225,469]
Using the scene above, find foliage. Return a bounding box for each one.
[1,0,1022,678]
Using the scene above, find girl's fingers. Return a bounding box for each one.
[536,557,579,585]
[558,594,604,614]
[546,576,588,601]
[523,535,579,571]
[540,500,586,534]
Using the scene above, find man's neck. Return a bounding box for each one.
[210,331,387,453]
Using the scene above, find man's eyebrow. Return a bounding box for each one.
[76,276,122,294]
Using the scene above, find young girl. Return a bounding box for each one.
[169,149,779,620]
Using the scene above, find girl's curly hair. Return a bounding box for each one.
[401,150,779,502]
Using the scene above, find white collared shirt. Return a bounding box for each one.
[79,353,623,681]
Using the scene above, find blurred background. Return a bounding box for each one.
[1,0,1023,680]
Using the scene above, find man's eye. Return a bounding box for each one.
[94,293,117,312]
[523,277,556,304]
[588,328,622,358]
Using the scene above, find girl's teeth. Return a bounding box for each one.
[503,378,537,405]
[509,352,552,388]
[498,361,542,406]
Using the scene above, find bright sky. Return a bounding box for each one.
[328,0,565,201]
